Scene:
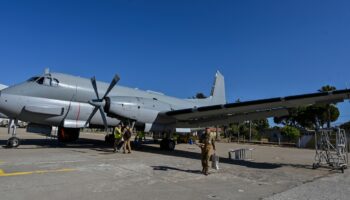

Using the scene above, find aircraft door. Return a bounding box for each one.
[60,81,83,128]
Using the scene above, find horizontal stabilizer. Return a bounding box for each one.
[0,84,7,90]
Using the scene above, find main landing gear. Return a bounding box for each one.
[6,119,20,148]
[159,132,176,151]
[160,139,176,151]
[57,127,80,143]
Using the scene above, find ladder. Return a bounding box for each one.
[313,128,348,173]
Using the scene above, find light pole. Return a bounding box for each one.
[249,121,252,142]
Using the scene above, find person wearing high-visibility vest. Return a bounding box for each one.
[113,124,123,153]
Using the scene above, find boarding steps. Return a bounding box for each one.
[313,128,349,173]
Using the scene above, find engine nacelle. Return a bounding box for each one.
[105,96,172,124]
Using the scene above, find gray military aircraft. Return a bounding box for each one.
[0,84,8,119]
[0,69,349,149]
[0,84,7,90]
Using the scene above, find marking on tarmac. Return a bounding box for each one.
[0,168,76,177]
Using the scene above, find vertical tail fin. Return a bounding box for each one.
[190,71,227,106]
[210,71,226,105]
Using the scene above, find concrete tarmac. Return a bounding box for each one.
[0,128,348,200]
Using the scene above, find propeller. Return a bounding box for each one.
[85,75,120,131]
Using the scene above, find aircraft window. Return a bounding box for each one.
[51,78,59,87]
[43,77,51,86]
[37,77,45,85]
[27,77,40,82]
[36,77,52,86]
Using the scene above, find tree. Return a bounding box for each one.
[274,108,300,127]
[340,121,350,132]
[300,104,339,128]
[281,126,300,141]
[319,85,336,93]
[194,93,207,99]
[253,119,270,132]
[274,85,340,129]
[228,119,269,141]
[318,85,338,128]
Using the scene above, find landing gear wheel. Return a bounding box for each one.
[312,163,320,169]
[160,139,176,151]
[168,140,175,151]
[105,134,115,146]
[341,166,346,173]
[7,137,20,148]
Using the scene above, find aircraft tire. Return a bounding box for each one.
[7,137,20,148]
[168,140,175,151]
[160,139,175,151]
[105,134,115,146]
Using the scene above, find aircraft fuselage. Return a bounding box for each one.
[0,73,210,128]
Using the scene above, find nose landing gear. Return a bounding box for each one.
[7,137,20,148]
[6,119,20,148]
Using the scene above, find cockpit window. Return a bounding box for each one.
[51,78,59,87]
[37,77,45,85]
[36,77,59,87]
[27,76,40,82]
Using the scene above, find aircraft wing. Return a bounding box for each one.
[165,89,350,127]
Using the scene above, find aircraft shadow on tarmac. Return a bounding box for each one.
[0,138,106,149]
[151,166,202,174]
[135,145,313,170]
[0,138,313,170]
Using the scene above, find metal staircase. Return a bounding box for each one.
[313,128,348,173]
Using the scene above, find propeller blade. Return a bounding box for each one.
[91,76,100,99]
[102,74,120,99]
[99,106,108,131]
[84,107,99,127]
[87,74,120,132]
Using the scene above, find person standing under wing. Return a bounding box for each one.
[113,124,123,153]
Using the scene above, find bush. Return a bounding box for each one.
[281,126,300,142]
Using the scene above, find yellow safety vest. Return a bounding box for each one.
[114,128,122,139]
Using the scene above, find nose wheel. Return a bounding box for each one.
[7,137,20,148]
[6,119,20,148]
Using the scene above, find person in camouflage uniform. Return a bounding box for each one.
[199,127,216,175]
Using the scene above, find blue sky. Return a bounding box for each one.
[0,0,349,124]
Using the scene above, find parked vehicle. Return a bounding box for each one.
[0,119,9,127]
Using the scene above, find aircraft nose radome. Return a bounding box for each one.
[0,91,5,110]
[0,94,4,114]
[0,91,12,116]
